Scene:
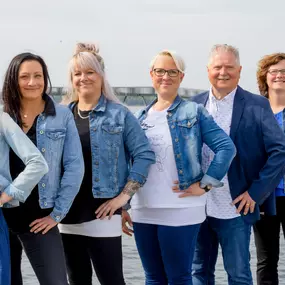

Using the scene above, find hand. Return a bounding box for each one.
[122,210,134,237]
[95,193,130,220]
[231,191,256,215]
[172,181,206,197]
[0,192,13,205]
[29,216,58,234]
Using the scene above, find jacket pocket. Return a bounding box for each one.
[177,117,198,139]
[101,124,123,146]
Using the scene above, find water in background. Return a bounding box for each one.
[22,232,285,284]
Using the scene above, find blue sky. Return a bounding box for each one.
[0,0,283,93]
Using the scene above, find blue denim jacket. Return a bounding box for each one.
[69,95,155,198]
[137,96,236,189]
[0,107,48,206]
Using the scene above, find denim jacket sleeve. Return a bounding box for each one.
[49,110,84,222]
[123,110,155,185]
[248,104,285,204]
[198,105,236,187]
[1,112,49,202]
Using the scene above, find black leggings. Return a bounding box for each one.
[253,196,285,285]
[10,227,68,285]
[61,233,125,285]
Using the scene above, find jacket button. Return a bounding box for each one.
[40,130,44,134]
[167,112,172,117]
[56,216,60,221]
[95,178,99,182]
[41,148,45,153]
[187,121,191,127]
[42,183,45,187]
[179,170,183,174]
[44,202,47,206]
[95,161,99,165]
[171,125,175,129]
[177,154,181,158]
[175,138,179,142]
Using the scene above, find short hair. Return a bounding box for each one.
[66,42,120,103]
[150,50,186,73]
[208,44,240,66]
[257,53,285,97]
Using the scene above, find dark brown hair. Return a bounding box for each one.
[257,53,285,98]
[2,53,51,127]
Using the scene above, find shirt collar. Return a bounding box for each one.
[209,87,237,104]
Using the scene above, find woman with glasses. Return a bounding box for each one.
[254,53,285,285]
[0,108,48,285]
[126,50,236,284]
[59,42,155,285]
[2,52,84,285]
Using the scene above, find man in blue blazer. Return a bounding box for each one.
[189,44,285,285]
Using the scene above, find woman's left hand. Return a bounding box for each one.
[29,216,58,234]
[95,193,130,220]
[172,181,206,197]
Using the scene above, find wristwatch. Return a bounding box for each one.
[200,183,212,192]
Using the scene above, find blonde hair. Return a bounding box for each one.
[65,42,120,104]
[150,50,186,73]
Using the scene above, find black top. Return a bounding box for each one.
[61,103,121,224]
[3,95,55,234]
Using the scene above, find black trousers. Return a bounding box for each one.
[10,227,68,285]
[61,233,126,285]
[253,196,285,285]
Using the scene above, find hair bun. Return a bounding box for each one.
[74,43,99,55]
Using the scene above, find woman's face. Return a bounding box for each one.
[266,59,285,93]
[72,66,103,98]
[150,55,184,99]
[18,60,45,100]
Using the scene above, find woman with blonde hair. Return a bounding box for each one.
[254,53,285,285]
[128,50,236,284]
[59,42,155,285]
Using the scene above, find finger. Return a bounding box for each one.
[95,202,109,214]
[250,202,255,213]
[34,224,48,234]
[178,192,193,198]
[30,222,45,232]
[243,202,250,215]
[29,219,42,227]
[236,199,247,214]
[96,204,110,218]
[108,209,116,220]
[173,180,179,184]
[122,226,133,236]
[42,224,52,234]
[232,194,244,206]
[126,217,133,227]
[98,207,111,220]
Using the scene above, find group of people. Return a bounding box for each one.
[0,42,284,285]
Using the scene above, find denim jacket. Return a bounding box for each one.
[137,96,236,190]
[69,95,155,198]
[0,107,48,206]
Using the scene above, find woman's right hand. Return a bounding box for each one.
[122,210,134,237]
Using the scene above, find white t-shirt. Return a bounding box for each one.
[131,107,206,226]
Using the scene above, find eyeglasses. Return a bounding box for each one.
[153,68,180,77]
[268,69,285,75]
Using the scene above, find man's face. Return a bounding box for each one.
[207,51,242,94]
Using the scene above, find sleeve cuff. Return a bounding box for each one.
[200,174,224,188]
[50,211,65,223]
[3,184,27,202]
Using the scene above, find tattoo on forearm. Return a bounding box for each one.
[122,181,141,197]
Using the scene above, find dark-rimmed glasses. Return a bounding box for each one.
[153,68,180,78]
[268,69,285,75]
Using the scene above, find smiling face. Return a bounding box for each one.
[150,54,184,100]
[207,51,242,95]
[72,66,103,98]
[18,60,45,100]
[266,59,285,93]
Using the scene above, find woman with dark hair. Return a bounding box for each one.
[59,43,155,285]
[2,52,84,285]
[0,107,48,285]
[254,53,285,285]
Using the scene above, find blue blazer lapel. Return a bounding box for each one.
[191,91,209,106]
[230,86,245,141]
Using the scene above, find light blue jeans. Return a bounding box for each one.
[0,209,10,285]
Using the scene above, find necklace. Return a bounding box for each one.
[23,114,28,118]
[77,108,90,119]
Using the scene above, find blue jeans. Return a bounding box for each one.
[0,209,10,285]
[192,216,253,285]
[133,222,201,285]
